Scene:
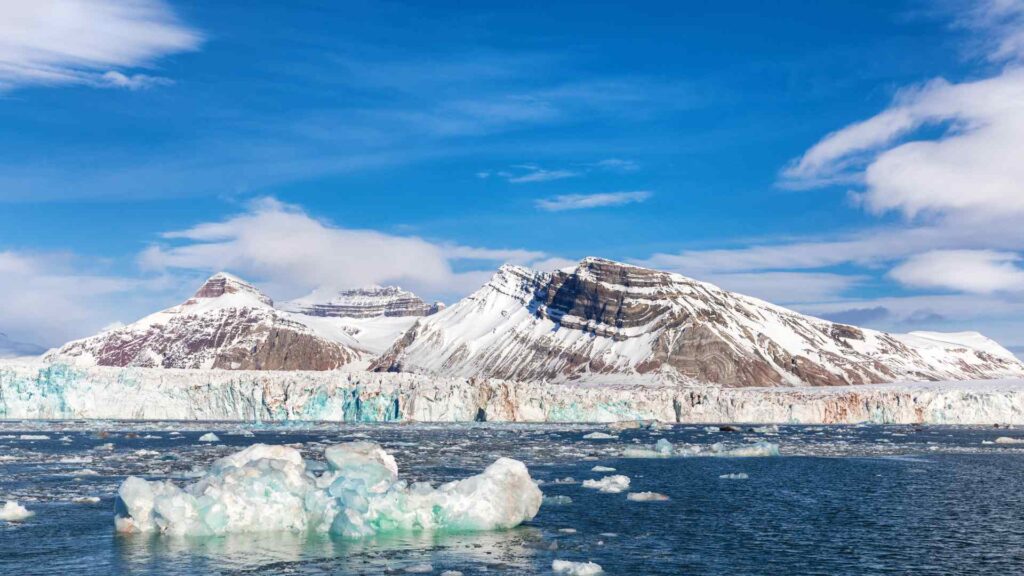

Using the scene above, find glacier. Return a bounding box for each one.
[114,441,542,537]
[5,359,1024,424]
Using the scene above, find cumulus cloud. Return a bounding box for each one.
[140,197,561,300]
[0,0,201,90]
[890,249,1024,294]
[536,191,651,211]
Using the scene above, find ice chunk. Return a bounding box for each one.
[0,501,33,521]
[440,571,463,576]
[715,442,779,457]
[198,432,220,442]
[582,475,630,494]
[552,559,604,575]
[719,473,749,480]
[626,491,669,502]
[72,496,101,504]
[654,438,673,455]
[994,437,1024,444]
[404,563,433,573]
[114,442,541,538]
[543,495,573,505]
[18,434,49,440]
[590,466,615,472]
[582,432,617,440]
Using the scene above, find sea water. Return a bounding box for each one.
[3,421,1024,575]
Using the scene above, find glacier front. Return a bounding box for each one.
[5,359,1024,424]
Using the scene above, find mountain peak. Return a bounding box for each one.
[192,272,273,307]
[281,285,441,319]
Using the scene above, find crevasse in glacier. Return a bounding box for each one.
[114,442,543,537]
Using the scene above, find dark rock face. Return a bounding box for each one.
[286,286,443,319]
[375,258,1024,386]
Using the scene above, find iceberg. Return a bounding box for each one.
[114,442,541,537]
[197,432,219,442]
[626,491,669,502]
[0,501,33,521]
[581,475,630,494]
[552,559,604,575]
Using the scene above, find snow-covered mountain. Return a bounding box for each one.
[373,257,1024,386]
[0,333,45,358]
[281,286,444,319]
[49,273,360,370]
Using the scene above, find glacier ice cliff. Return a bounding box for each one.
[4,360,1024,424]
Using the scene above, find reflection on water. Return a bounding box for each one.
[115,527,543,574]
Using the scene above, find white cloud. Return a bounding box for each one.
[100,70,172,90]
[0,251,154,347]
[507,165,579,184]
[536,191,651,211]
[890,249,1024,294]
[0,0,201,90]
[140,197,561,300]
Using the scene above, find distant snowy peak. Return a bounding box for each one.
[49,272,357,370]
[0,333,45,359]
[186,272,274,308]
[282,285,444,319]
[374,257,1024,386]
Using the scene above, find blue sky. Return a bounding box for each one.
[1,0,1024,355]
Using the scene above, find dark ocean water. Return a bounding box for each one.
[2,422,1024,575]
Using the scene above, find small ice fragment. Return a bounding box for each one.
[552,559,604,575]
[135,449,160,457]
[626,491,669,502]
[607,421,641,431]
[994,437,1024,444]
[440,572,463,576]
[95,443,114,451]
[74,469,100,476]
[558,528,577,533]
[716,442,779,457]
[719,473,749,480]
[751,425,779,434]
[654,438,673,455]
[591,466,616,472]
[583,432,618,440]
[198,433,220,443]
[72,496,101,504]
[18,434,49,440]
[404,563,433,573]
[0,501,33,521]
[582,475,630,494]
[543,495,573,505]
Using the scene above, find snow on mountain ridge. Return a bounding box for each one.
[49,272,358,370]
[281,285,443,319]
[374,257,1024,386]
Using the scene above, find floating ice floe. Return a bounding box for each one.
[591,466,616,472]
[994,437,1024,444]
[18,434,49,440]
[582,475,630,494]
[197,432,220,443]
[403,563,433,573]
[72,496,101,504]
[582,432,618,440]
[719,473,749,480]
[0,501,33,521]
[621,440,780,459]
[114,441,541,537]
[626,491,669,502]
[552,559,604,575]
[543,495,573,505]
